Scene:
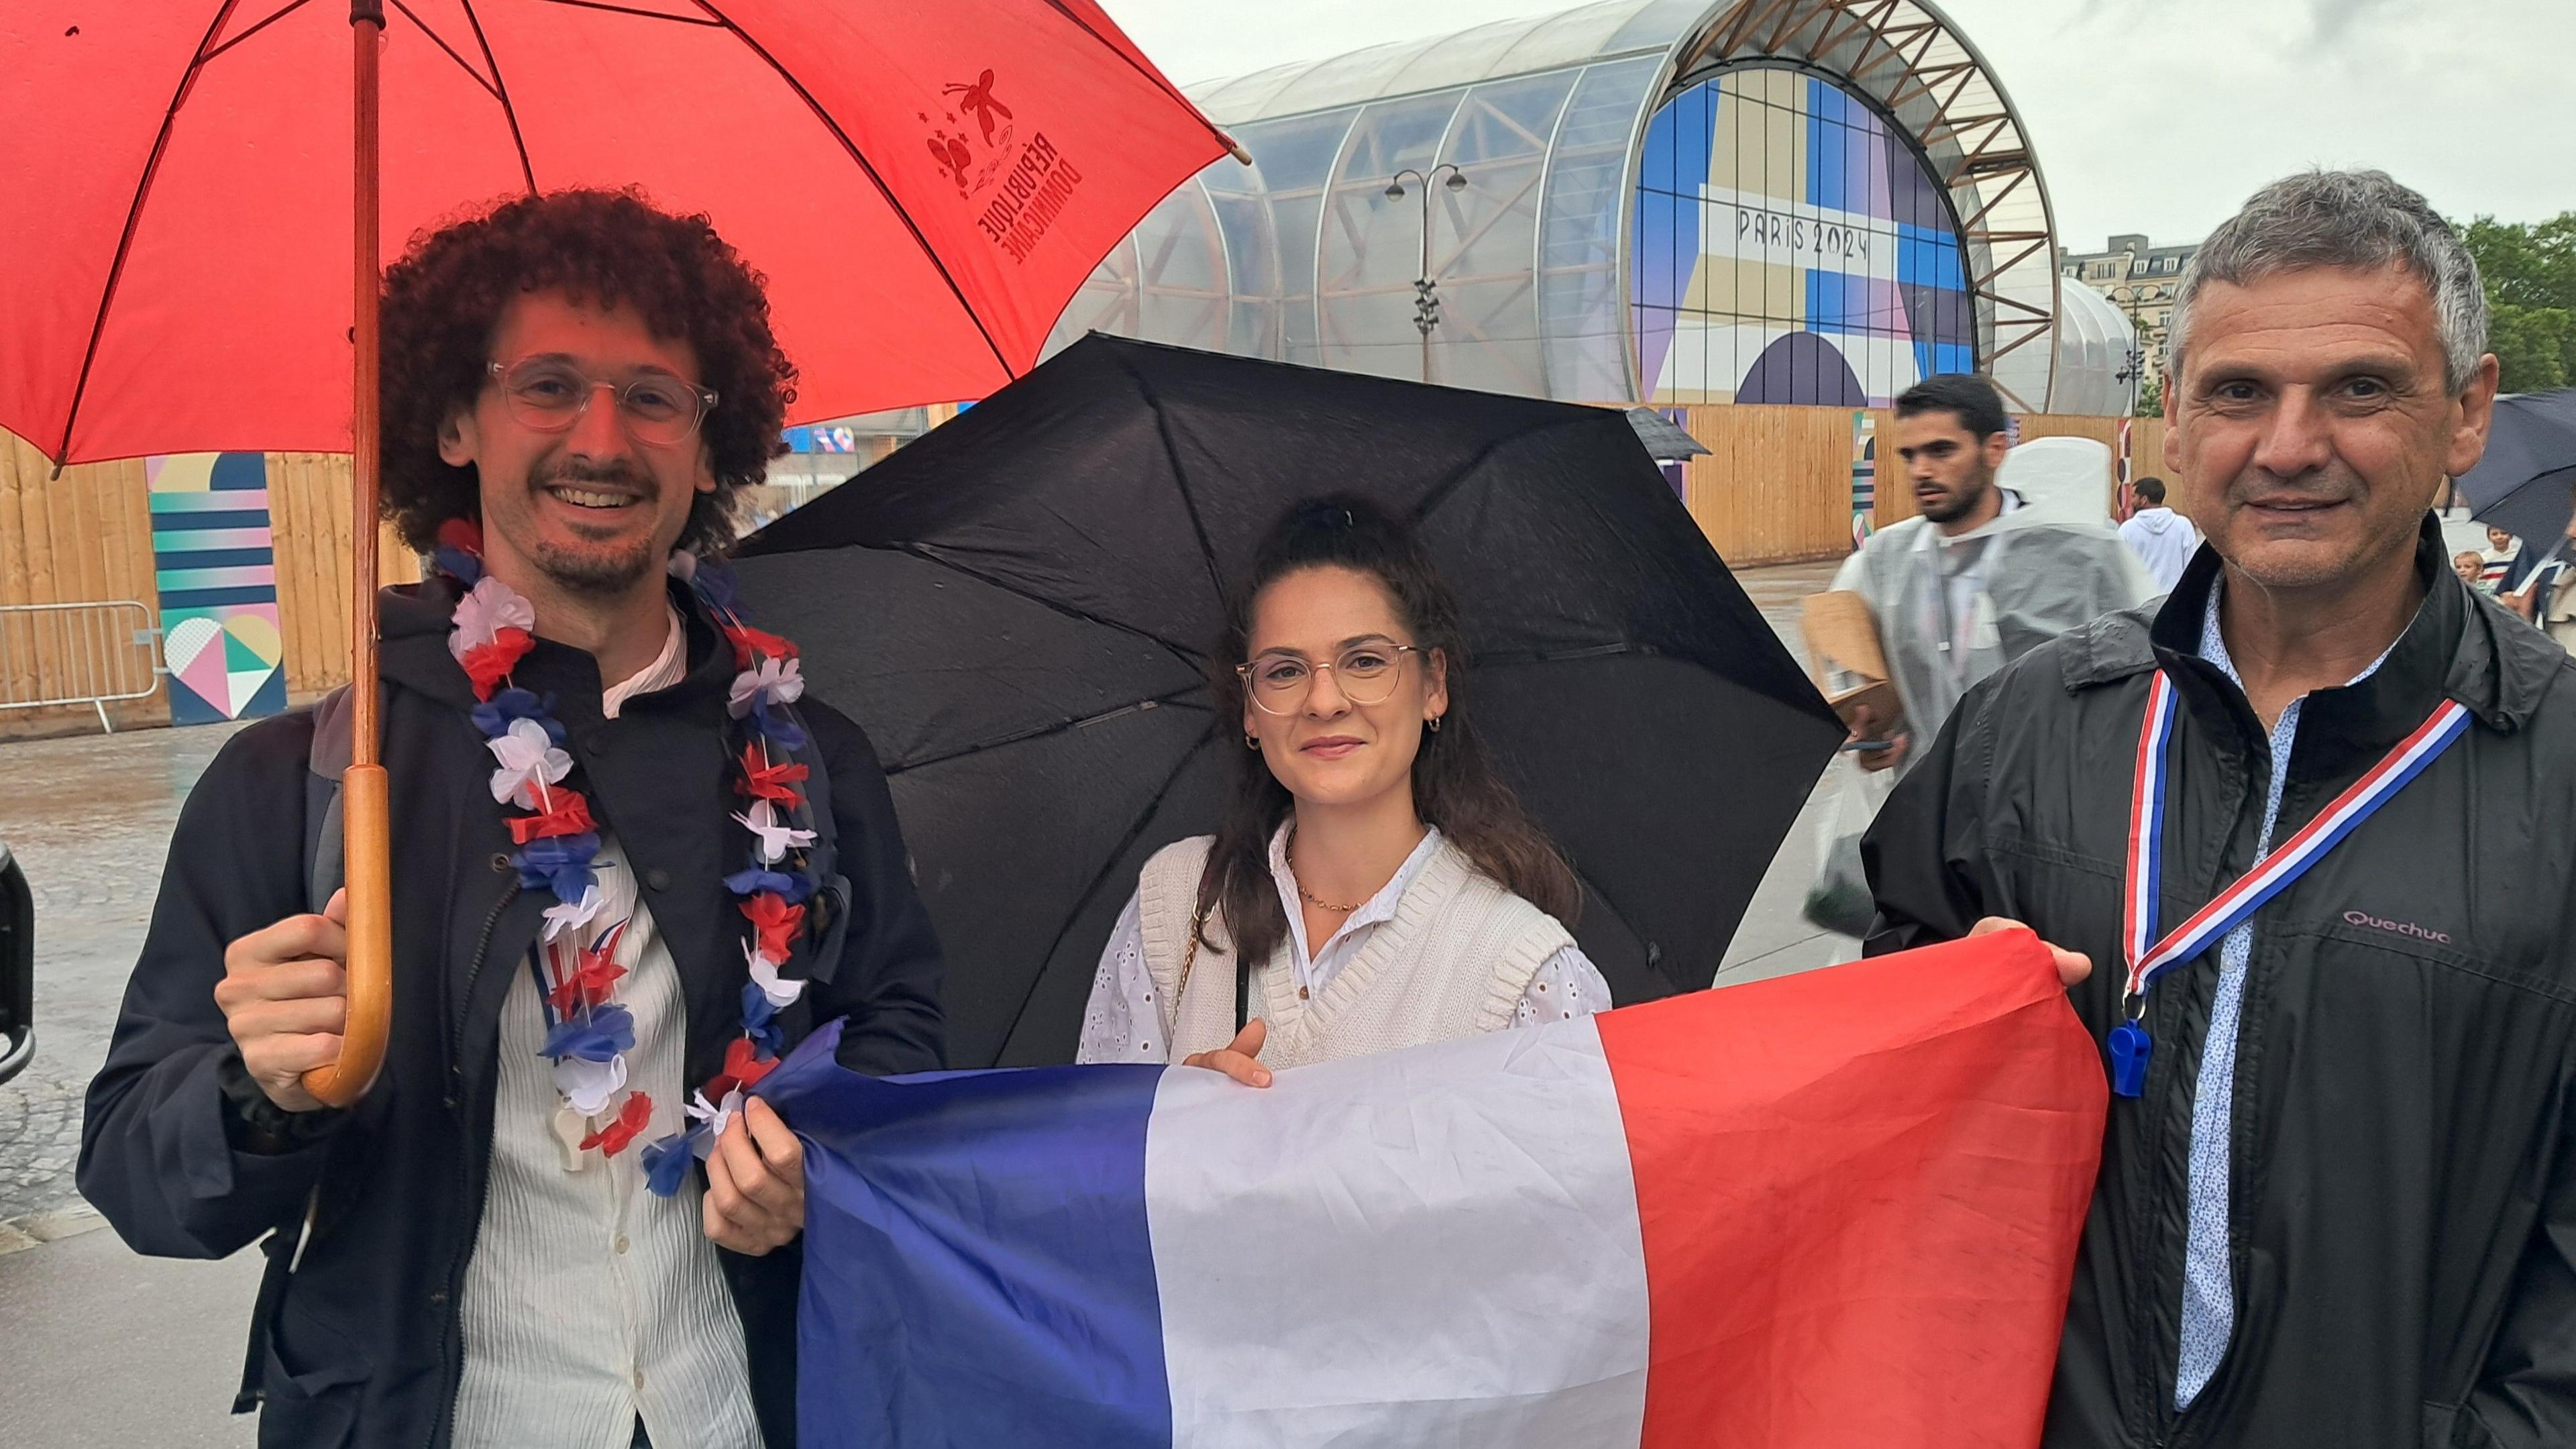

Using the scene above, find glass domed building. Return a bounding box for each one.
[1048,0,2136,415]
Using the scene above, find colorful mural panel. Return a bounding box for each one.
[1634,68,1975,407]
[147,451,286,724]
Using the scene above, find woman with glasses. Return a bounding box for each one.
[1075,497,1610,1084]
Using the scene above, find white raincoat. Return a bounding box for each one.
[1834,437,2153,773]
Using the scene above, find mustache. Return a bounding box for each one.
[533,458,648,490]
[2226,472,2357,506]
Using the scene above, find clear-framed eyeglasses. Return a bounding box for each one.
[1238,643,1424,714]
[486,358,718,448]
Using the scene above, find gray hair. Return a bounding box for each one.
[2164,168,2487,394]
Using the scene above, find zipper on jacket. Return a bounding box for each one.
[2136,737,2269,1449]
[441,884,518,1112]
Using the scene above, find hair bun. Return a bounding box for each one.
[1285,497,1361,532]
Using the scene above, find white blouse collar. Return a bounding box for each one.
[1265,820,1446,970]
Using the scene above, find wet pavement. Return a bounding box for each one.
[1,719,252,1228]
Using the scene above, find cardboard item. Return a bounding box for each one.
[1801,590,1902,733]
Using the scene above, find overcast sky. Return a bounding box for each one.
[1099,0,2571,250]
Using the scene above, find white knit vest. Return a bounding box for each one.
[1134,834,1572,1070]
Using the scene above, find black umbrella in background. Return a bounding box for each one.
[2461,388,2576,551]
[734,335,1843,1069]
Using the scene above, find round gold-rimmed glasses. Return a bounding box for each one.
[1237,643,1423,715]
[486,357,718,447]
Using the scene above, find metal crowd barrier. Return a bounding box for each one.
[0,600,164,734]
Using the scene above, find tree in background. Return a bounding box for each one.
[2462,213,2576,392]
[2134,370,2163,419]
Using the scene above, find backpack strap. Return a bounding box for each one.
[303,686,354,914]
[235,689,349,1411]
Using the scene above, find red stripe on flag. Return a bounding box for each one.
[1597,931,2105,1449]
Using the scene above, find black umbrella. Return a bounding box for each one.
[2460,388,2576,551]
[733,335,1842,1068]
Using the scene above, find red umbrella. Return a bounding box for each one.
[0,1,1238,1104]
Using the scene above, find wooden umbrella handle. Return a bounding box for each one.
[303,0,391,1109]
[305,765,394,1106]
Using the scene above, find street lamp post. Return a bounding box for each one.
[2109,281,2148,407]
[1386,164,1468,383]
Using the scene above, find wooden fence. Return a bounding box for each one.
[0,437,419,737]
[266,452,419,698]
[0,435,163,736]
[1666,406,2167,566]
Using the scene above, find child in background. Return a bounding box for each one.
[2457,550,2491,590]
[2482,526,2522,592]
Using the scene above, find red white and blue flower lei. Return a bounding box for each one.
[433,519,813,1197]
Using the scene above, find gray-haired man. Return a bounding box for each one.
[1865,170,2576,1445]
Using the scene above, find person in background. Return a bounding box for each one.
[1076,496,1610,1083]
[1833,374,2152,776]
[2455,549,2490,588]
[2116,476,2202,593]
[1865,168,2576,1448]
[2480,524,2521,592]
[2506,509,2576,649]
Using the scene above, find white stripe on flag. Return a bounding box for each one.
[1143,1018,1651,1447]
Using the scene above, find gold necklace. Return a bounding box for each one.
[1286,840,1364,913]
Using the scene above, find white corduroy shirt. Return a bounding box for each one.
[450,608,763,1449]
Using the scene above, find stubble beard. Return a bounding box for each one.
[532,535,661,598]
[1919,469,1994,527]
[525,459,674,599]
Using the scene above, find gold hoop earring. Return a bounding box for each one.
[1427,715,1443,733]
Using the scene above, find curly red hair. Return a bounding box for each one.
[378,189,796,555]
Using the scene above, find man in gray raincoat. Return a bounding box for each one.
[1835,374,2151,775]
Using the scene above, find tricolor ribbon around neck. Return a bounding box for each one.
[2108,669,2473,1097]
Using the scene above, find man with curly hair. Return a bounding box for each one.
[80,190,945,1448]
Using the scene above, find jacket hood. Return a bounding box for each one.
[2057,513,2569,737]
[2127,508,2187,537]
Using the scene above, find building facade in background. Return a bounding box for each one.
[2059,233,2201,381]
[1051,0,2140,416]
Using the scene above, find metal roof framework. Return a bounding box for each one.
[1670,0,2064,409]
[1051,0,2091,413]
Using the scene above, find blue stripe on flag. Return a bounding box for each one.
[759,1022,1173,1449]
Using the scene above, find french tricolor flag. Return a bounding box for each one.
[763,931,2104,1448]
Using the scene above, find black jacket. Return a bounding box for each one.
[79,577,945,1448]
[1864,517,2576,1448]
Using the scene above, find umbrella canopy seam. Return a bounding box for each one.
[388,2,503,103]
[453,0,539,193]
[883,688,1212,777]
[50,1,244,465]
[1566,861,1642,977]
[1405,411,1618,527]
[536,0,727,24]
[200,0,311,64]
[689,0,1014,380]
[1472,643,1664,666]
[885,539,1209,665]
[1115,351,1232,614]
[994,729,1216,1053]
